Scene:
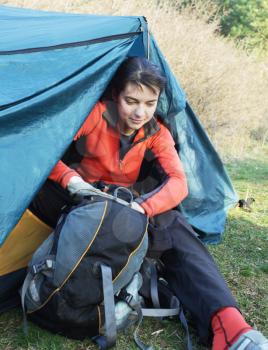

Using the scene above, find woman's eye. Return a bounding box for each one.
[125,99,135,105]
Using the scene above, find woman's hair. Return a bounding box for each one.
[111,56,166,96]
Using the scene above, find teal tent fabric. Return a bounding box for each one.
[0,6,237,246]
[149,37,238,243]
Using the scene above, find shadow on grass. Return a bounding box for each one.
[0,308,96,350]
[0,308,208,350]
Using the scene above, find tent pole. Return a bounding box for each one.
[139,16,150,59]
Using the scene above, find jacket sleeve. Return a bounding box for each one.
[135,124,188,217]
[48,102,103,188]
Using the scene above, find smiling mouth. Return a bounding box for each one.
[130,119,143,124]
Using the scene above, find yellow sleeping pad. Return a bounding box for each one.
[0,210,52,276]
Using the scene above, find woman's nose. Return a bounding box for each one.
[134,105,145,118]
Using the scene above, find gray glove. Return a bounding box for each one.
[67,176,102,197]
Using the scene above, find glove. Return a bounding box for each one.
[67,176,102,197]
[130,201,145,214]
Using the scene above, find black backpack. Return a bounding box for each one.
[21,190,148,349]
[21,189,192,350]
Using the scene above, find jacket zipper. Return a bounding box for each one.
[118,138,147,172]
[118,120,160,170]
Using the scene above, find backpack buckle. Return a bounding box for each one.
[31,259,54,275]
[117,289,134,306]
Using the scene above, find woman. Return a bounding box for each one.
[19,57,268,349]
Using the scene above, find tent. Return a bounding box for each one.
[0,5,237,311]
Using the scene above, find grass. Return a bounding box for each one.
[0,147,267,350]
[208,147,268,335]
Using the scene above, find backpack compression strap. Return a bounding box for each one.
[92,264,117,350]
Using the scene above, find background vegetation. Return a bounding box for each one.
[218,0,268,54]
[180,0,268,55]
[0,0,267,349]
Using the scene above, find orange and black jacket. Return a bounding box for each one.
[49,101,188,217]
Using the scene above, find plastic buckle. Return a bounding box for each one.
[32,259,54,274]
[121,290,133,305]
[125,293,133,305]
[32,263,43,275]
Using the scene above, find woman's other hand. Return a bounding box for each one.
[130,201,145,214]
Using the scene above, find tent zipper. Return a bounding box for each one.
[0,31,141,55]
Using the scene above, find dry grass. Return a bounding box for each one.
[2,0,268,160]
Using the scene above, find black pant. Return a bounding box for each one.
[148,210,238,344]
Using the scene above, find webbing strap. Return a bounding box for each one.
[170,296,193,350]
[100,265,117,349]
[21,272,33,335]
[142,307,180,317]
[178,306,193,350]
[133,304,154,350]
[143,259,193,350]
[149,262,160,309]
[92,335,109,350]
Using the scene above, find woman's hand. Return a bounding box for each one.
[67,176,102,197]
[130,201,145,214]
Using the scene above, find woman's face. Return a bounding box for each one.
[115,82,160,135]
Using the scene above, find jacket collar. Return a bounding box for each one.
[102,100,160,140]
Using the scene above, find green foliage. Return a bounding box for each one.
[219,0,268,53]
[178,0,268,54]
